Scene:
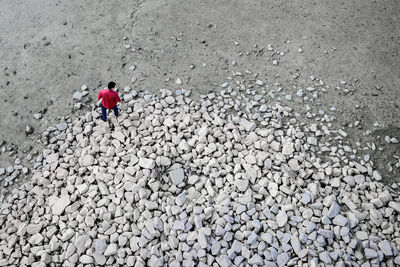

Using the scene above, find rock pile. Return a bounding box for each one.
[0,89,399,266]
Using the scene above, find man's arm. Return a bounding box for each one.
[97,91,102,100]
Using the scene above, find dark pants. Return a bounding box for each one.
[101,104,118,121]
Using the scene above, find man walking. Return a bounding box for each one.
[97,81,121,121]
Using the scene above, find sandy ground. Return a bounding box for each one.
[0,0,399,184]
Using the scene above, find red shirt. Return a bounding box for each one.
[97,89,121,109]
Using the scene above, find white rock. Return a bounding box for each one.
[80,255,93,264]
[241,118,256,132]
[175,193,186,206]
[248,254,263,265]
[332,215,348,226]
[51,195,71,215]
[307,137,318,146]
[235,179,249,192]
[198,232,208,249]
[124,94,134,102]
[111,131,125,143]
[104,243,118,256]
[388,201,400,214]
[56,122,68,131]
[221,82,229,88]
[33,113,42,120]
[319,251,331,264]
[82,155,95,167]
[378,240,393,256]
[138,158,155,169]
[276,210,288,227]
[256,80,264,86]
[165,96,175,104]
[46,153,59,164]
[175,78,183,85]
[277,253,289,266]
[282,143,294,156]
[28,233,44,245]
[327,201,340,219]
[364,248,378,259]
[73,91,83,101]
[169,168,185,185]
[124,86,132,93]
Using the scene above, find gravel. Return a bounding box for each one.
[0,89,399,266]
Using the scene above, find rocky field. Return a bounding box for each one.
[0,0,400,266]
[0,86,400,266]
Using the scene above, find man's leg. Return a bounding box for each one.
[113,106,119,117]
[101,104,107,121]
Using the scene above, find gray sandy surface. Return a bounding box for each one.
[0,0,399,185]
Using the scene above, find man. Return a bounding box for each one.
[97,81,121,121]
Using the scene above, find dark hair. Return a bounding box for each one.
[108,81,116,89]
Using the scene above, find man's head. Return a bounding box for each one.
[108,81,116,90]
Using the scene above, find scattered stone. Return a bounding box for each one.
[51,195,71,215]
[138,158,155,169]
[33,113,42,120]
[175,78,183,85]
[256,80,264,86]
[82,154,95,167]
[0,88,398,267]
[25,125,34,134]
[276,210,288,227]
[169,168,184,185]
[365,248,378,259]
[104,243,118,256]
[73,91,83,101]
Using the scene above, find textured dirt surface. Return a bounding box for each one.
[0,0,399,181]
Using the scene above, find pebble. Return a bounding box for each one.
[104,243,118,256]
[6,166,14,173]
[82,154,95,166]
[256,80,264,86]
[51,195,71,215]
[124,86,132,93]
[235,178,249,192]
[175,78,183,85]
[327,201,341,219]
[56,122,68,131]
[175,193,186,206]
[33,113,42,120]
[365,248,378,259]
[73,91,83,101]
[307,137,318,146]
[169,168,185,185]
[138,158,155,169]
[25,125,34,134]
[276,210,288,227]
[282,143,294,156]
